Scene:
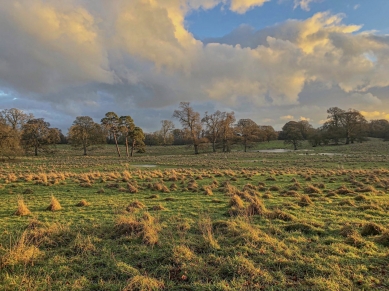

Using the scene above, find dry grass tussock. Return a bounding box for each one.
[15,196,31,216]
[27,222,72,247]
[115,213,160,246]
[203,187,213,196]
[127,183,138,193]
[304,184,322,194]
[0,231,41,268]
[126,200,146,212]
[47,195,61,211]
[71,233,96,254]
[123,275,164,291]
[298,195,313,207]
[246,197,268,216]
[151,204,166,211]
[198,215,220,249]
[76,199,90,207]
[229,195,244,209]
[152,182,170,193]
[267,209,296,221]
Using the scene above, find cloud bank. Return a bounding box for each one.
[0,0,389,131]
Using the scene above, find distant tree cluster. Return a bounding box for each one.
[0,108,147,158]
[279,107,381,149]
[1,104,389,158]
[0,108,60,158]
[168,102,278,154]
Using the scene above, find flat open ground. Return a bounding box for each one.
[1,140,389,290]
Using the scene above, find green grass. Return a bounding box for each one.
[1,140,389,290]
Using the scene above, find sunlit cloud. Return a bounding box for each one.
[360,111,389,120]
[0,0,388,131]
[280,115,295,120]
[229,0,270,14]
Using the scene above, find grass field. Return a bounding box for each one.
[1,139,389,290]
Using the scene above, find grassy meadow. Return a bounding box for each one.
[1,139,389,290]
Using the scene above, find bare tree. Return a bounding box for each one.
[160,120,175,146]
[173,102,202,154]
[68,116,105,155]
[202,110,224,152]
[101,112,121,157]
[0,108,33,130]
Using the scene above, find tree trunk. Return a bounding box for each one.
[83,145,87,156]
[34,146,38,156]
[244,138,247,152]
[125,137,129,158]
[293,141,297,150]
[131,141,135,157]
[113,133,121,157]
[194,144,199,154]
[212,140,216,152]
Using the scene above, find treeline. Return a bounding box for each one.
[1,104,389,158]
[279,107,389,150]
[0,109,145,158]
[146,103,277,153]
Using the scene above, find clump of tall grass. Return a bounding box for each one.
[336,186,354,195]
[304,185,321,194]
[298,195,313,207]
[15,196,31,216]
[203,187,213,196]
[127,183,138,193]
[0,231,41,268]
[76,199,89,207]
[123,275,164,291]
[126,200,145,212]
[246,197,268,216]
[71,233,96,254]
[114,213,160,246]
[199,215,220,249]
[47,195,61,211]
[151,204,166,211]
[267,209,296,221]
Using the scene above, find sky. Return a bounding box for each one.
[0,0,389,132]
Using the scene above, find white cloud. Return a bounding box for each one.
[281,115,294,120]
[294,0,322,11]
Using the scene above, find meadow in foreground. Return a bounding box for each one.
[1,140,389,290]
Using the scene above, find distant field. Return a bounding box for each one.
[1,140,389,290]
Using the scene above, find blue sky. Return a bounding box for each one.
[0,0,389,132]
[187,1,389,39]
